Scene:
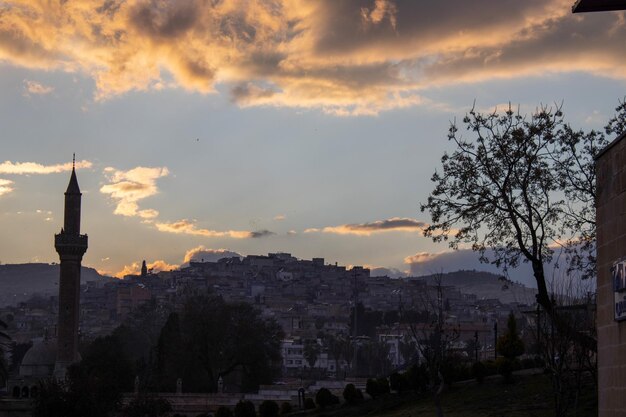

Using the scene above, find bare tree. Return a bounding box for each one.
[409,274,459,417]
[535,274,597,417]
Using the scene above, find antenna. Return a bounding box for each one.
[72,153,76,169]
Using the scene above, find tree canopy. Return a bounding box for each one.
[158,294,284,393]
[420,103,615,312]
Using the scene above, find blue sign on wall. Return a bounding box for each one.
[614,260,626,321]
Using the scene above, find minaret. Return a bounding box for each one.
[54,156,88,378]
[141,260,148,278]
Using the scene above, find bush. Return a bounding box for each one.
[259,400,279,417]
[216,407,234,417]
[304,398,315,410]
[356,389,364,400]
[366,379,379,399]
[343,383,361,405]
[496,357,515,383]
[483,360,498,377]
[279,402,292,415]
[405,363,429,392]
[234,400,256,417]
[376,377,390,395]
[472,362,487,383]
[122,395,172,417]
[315,388,338,409]
[389,372,409,394]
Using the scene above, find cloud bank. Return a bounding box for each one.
[183,246,242,264]
[155,219,274,239]
[306,217,428,236]
[1,0,625,114]
[0,160,92,175]
[113,259,180,278]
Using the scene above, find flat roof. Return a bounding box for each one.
[595,131,626,160]
[572,0,626,12]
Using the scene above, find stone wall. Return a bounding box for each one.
[596,132,626,416]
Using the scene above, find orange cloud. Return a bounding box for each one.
[23,80,54,95]
[113,259,179,278]
[100,166,168,218]
[0,179,14,196]
[404,252,446,265]
[155,219,272,239]
[0,160,92,174]
[305,217,429,236]
[1,1,624,114]
[183,245,241,263]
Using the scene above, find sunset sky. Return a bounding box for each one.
[0,0,625,282]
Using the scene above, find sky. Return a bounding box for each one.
[0,0,625,284]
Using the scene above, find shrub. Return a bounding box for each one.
[304,398,315,410]
[405,363,429,392]
[389,372,409,394]
[343,383,360,405]
[496,357,514,383]
[366,379,379,399]
[123,395,172,417]
[216,406,234,417]
[356,389,364,400]
[472,362,487,383]
[279,402,292,415]
[315,387,338,409]
[234,400,256,417]
[259,400,279,417]
[376,377,390,395]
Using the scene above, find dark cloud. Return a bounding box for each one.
[249,229,275,238]
[1,0,624,114]
[129,1,198,39]
[308,217,428,235]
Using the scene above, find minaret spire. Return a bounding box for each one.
[54,162,88,378]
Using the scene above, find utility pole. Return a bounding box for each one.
[474,330,479,362]
[494,321,498,360]
[352,269,358,375]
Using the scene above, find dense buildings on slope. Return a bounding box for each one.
[1,252,537,379]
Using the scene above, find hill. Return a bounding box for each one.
[0,263,108,306]
[418,270,537,305]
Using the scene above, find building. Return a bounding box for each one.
[596,131,626,416]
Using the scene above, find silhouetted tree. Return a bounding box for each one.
[410,275,459,417]
[497,313,525,361]
[234,400,256,417]
[421,103,608,314]
[0,319,9,382]
[33,332,133,417]
[259,400,279,417]
[181,295,284,392]
[216,406,234,417]
[303,339,320,370]
[496,313,524,383]
[156,312,184,391]
[322,334,344,373]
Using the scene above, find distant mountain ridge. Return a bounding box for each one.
[418,270,537,305]
[0,263,106,306]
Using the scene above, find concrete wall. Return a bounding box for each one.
[597,133,626,416]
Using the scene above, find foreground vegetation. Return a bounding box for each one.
[296,372,596,417]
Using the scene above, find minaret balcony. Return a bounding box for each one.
[54,233,88,256]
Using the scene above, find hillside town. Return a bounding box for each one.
[0,253,538,379]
